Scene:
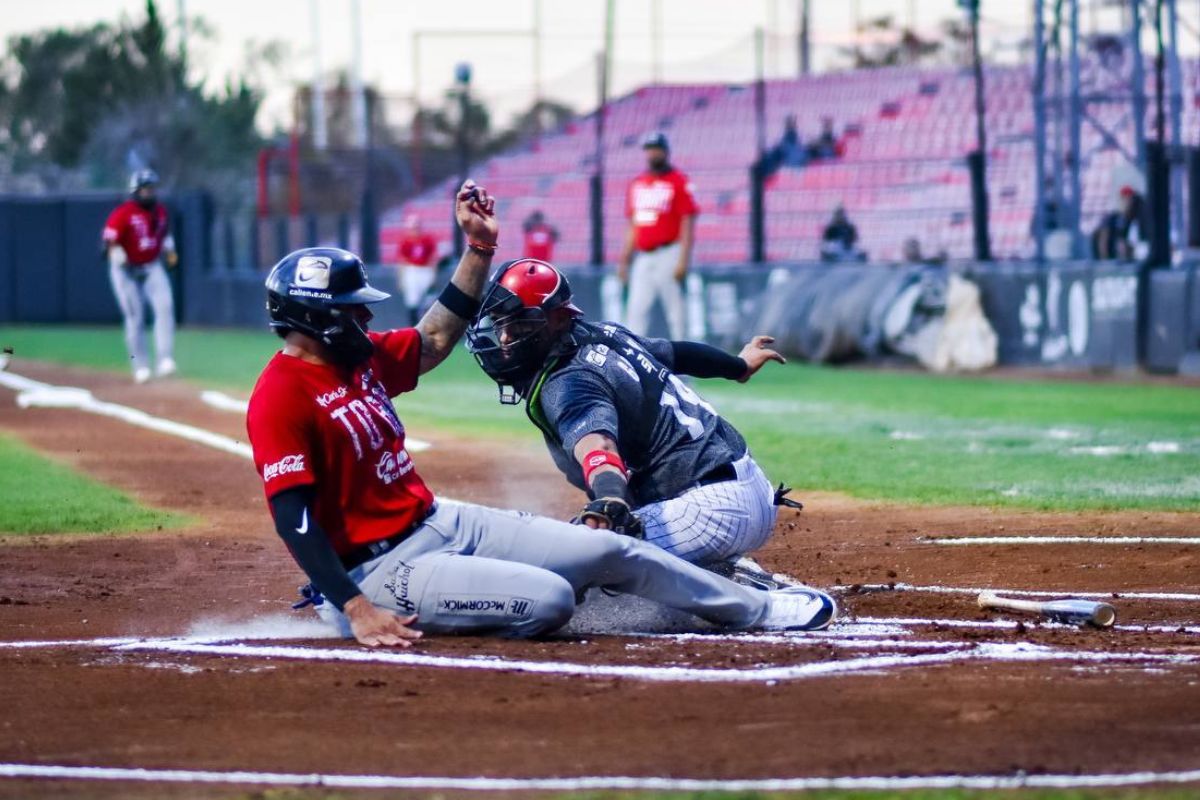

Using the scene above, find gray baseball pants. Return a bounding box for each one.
[108,259,175,372]
[626,241,686,339]
[315,500,771,637]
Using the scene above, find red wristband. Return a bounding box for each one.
[468,239,497,254]
[582,450,626,485]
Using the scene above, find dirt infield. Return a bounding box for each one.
[1,358,1199,797]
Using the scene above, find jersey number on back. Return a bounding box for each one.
[659,375,716,440]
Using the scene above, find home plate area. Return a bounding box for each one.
[0,364,1198,795]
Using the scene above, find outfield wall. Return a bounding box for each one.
[1,194,1197,373]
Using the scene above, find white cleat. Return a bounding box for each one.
[133,366,152,384]
[760,586,837,631]
[155,358,177,378]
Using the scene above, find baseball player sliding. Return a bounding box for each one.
[466,259,796,589]
[247,180,836,647]
[102,169,178,384]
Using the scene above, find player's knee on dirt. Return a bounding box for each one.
[513,574,575,638]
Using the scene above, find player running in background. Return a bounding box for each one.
[102,169,178,383]
[467,258,804,590]
[246,180,836,648]
[395,215,440,325]
[617,132,697,340]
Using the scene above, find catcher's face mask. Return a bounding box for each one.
[467,305,555,404]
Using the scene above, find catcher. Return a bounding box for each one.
[466,258,800,589]
[246,181,837,646]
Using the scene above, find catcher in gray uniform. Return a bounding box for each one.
[466,259,805,589]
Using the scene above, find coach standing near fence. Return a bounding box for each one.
[102,169,178,384]
[617,132,698,339]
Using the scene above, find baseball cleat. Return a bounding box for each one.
[155,358,177,378]
[760,586,837,631]
[133,366,152,384]
[709,556,801,591]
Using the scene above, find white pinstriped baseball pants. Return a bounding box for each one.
[636,453,777,565]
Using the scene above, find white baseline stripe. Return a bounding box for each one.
[853,616,1200,636]
[2,763,1200,791]
[200,389,432,452]
[926,536,1200,546]
[837,583,1200,602]
[118,639,983,682]
[0,372,452,491]
[0,372,252,460]
[115,639,1200,680]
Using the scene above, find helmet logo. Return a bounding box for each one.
[295,256,332,289]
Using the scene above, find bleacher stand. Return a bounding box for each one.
[388,61,1196,266]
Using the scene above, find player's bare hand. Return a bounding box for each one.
[344,595,422,648]
[673,261,688,283]
[164,251,179,269]
[738,335,786,382]
[582,516,610,530]
[616,260,630,285]
[455,180,498,246]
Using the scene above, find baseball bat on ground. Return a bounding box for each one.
[977,591,1117,628]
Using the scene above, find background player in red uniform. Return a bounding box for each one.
[102,169,178,383]
[617,132,698,340]
[394,215,440,324]
[522,210,558,262]
[246,180,834,647]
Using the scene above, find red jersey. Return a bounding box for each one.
[523,224,557,261]
[103,200,170,266]
[625,169,699,252]
[398,234,438,267]
[246,329,435,555]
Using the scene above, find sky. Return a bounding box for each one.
[0,1,1190,133]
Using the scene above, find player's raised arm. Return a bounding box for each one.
[415,180,499,374]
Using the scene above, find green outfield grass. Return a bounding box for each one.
[0,432,181,535]
[2,324,1198,512]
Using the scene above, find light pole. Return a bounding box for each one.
[962,0,991,261]
[453,62,473,258]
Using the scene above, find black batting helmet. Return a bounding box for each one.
[265,247,390,366]
[128,169,159,194]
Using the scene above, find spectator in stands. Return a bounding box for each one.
[396,215,439,324]
[762,116,808,179]
[522,210,559,262]
[901,237,946,267]
[618,131,699,339]
[902,237,925,264]
[1092,186,1148,262]
[808,117,840,161]
[820,205,861,262]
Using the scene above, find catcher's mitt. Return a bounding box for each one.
[571,497,645,538]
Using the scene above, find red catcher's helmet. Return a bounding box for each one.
[466,259,582,403]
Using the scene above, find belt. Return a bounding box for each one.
[339,503,436,571]
[638,241,677,254]
[695,462,737,488]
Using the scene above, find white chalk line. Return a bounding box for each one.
[4,635,1200,684]
[838,582,1200,602]
[200,389,432,452]
[2,762,1200,791]
[852,616,1200,636]
[0,371,252,460]
[926,535,1200,546]
[0,370,455,498]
